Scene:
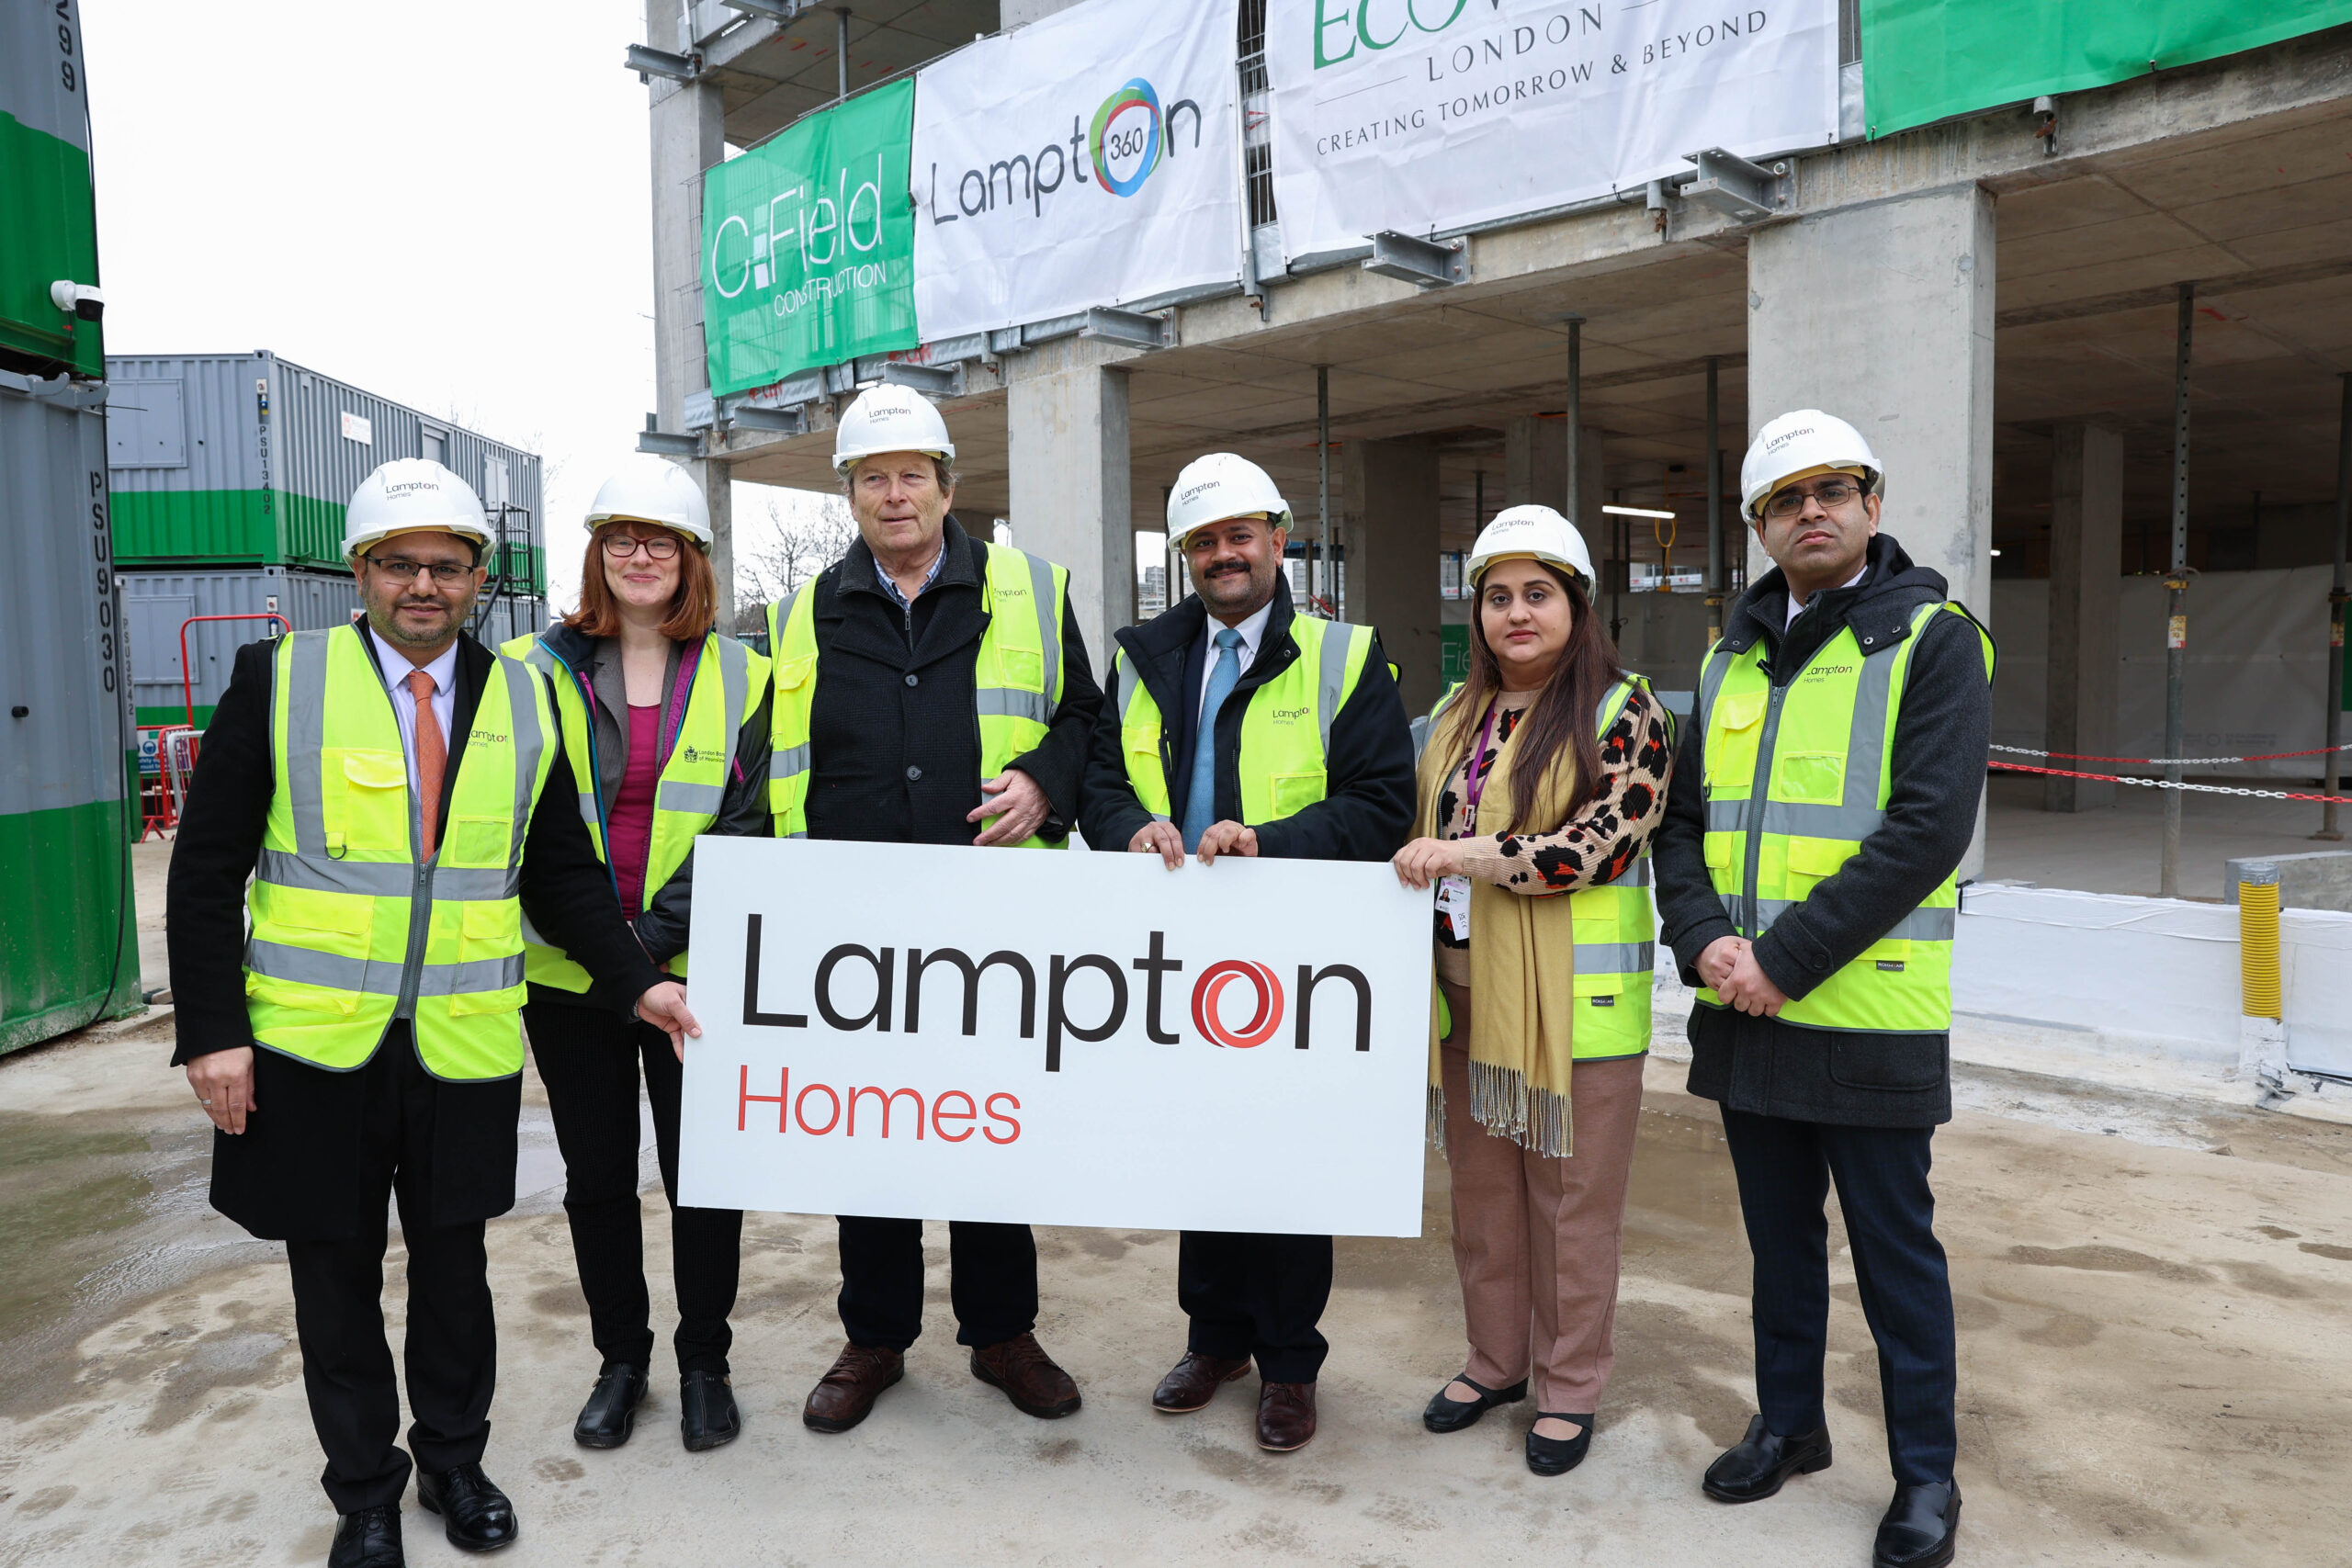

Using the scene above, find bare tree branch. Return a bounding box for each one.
[734,494,858,635]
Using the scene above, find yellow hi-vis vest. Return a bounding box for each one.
[1694,599,1996,1032]
[1110,614,1376,823]
[1425,675,1660,1061]
[243,625,558,1080]
[501,630,770,988]
[765,541,1070,848]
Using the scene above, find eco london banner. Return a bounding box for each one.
[1265,0,1840,261]
[910,0,1244,343]
[702,78,920,399]
[677,839,1430,1235]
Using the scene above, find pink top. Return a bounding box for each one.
[610,703,662,918]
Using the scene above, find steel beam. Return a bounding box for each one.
[1362,231,1465,288]
[625,43,698,81]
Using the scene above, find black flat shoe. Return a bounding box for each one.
[681,1370,741,1451]
[573,1364,650,1450]
[1421,1373,1529,1434]
[1525,1412,1592,1476]
[1874,1480,1961,1568]
[326,1504,404,1568]
[416,1462,518,1553]
[1702,1415,1833,1503]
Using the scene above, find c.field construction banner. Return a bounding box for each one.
[701,78,920,399]
[910,0,1243,341]
[677,839,1430,1235]
[1265,0,1840,260]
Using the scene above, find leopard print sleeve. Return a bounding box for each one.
[1455,688,1673,897]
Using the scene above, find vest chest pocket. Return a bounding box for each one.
[1267,771,1326,819]
[1771,750,1847,804]
[444,815,513,869]
[1705,688,1766,789]
[330,750,412,856]
[775,654,816,697]
[994,646,1046,694]
[448,900,524,1018]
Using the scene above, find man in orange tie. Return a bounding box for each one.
[169,459,701,1568]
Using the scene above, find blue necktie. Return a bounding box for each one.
[1182,628,1245,852]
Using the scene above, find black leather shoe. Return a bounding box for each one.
[1874,1480,1961,1568]
[327,1505,403,1568]
[1525,1412,1592,1476]
[1421,1373,1528,1434]
[416,1462,518,1553]
[573,1364,649,1450]
[681,1370,741,1451]
[1702,1415,1833,1502]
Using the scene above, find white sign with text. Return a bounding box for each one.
[1265,0,1840,260]
[677,839,1430,1235]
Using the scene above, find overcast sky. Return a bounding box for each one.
[82,0,820,613]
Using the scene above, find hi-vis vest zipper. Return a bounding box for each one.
[1694,599,1996,1032]
[765,541,1069,848]
[1423,675,1661,1061]
[1112,614,1374,823]
[244,625,558,1081]
[503,630,769,988]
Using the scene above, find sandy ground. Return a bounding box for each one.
[3,1001,2348,1568]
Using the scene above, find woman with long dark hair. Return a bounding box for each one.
[1393,505,1674,1477]
[505,457,773,1454]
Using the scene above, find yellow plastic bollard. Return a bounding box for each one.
[2238,863,2282,1021]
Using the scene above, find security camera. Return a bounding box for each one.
[49,280,104,321]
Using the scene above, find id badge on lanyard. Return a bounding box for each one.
[1439,703,1502,943]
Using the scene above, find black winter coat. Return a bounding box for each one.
[1652,534,1993,1128]
[165,630,666,1239]
[522,622,773,1009]
[799,517,1103,845]
[1079,578,1417,863]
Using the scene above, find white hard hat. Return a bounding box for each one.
[584,455,712,548]
[833,383,955,476]
[1465,505,1596,589]
[1165,453,1291,547]
[344,458,493,558]
[1740,410,1883,521]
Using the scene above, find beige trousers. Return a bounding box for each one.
[1438,981,1645,1416]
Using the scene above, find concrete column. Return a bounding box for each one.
[1747,182,1996,874]
[1004,336,1135,674]
[646,32,732,624]
[1504,415,1564,511]
[2045,423,2122,811]
[1341,439,1442,715]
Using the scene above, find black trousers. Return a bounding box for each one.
[526,998,742,1376]
[1178,1231,1333,1383]
[835,1217,1037,1351]
[1719,1108,1958,1486]
[284,1024,495,1515]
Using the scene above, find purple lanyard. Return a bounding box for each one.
[1462,703,1502,812]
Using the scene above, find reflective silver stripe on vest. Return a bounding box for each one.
[774,741,811,778]
[1704,797,1889,840]
[286,631,333,857]
[976,687,1055,724]
[517,638,597,835]
[1115,651,1145,721]
[244,941,526,997]
[1752,899,1957,942]
[496,652,548,868]
[713,634,750,795]
[657,780,726,814]
[771,586,814,788]
[1315,622,1355,754]
[1575,941,1656,976]
[1024,549,1061,718]
[258,850,517,902]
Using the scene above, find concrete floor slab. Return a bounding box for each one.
[1982,773,2348,901]
[4,1014,2348,1566]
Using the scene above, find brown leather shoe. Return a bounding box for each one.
[969,1332,1081,1419]
[801,1343,904,1433]
[1152,1351,1252,1414]
[1257,1381,1317,1451]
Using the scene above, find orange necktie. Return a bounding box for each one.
[407,668,446,859]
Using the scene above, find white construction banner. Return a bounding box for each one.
[1265,0,1840,260]
[910,0,1244,340]
[676,839,1431,1235]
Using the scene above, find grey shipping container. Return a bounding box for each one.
[105,351,545,587]
[1,368,140,1055]
[121,567,548,728]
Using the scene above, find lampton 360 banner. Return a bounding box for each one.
[677,838,1430,1235]
[910,0,1246,342]
[1265,0,1840,261]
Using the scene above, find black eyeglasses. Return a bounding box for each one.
[1762,479,1865,520]
[364,554,474,584]
[602,533,682,560]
